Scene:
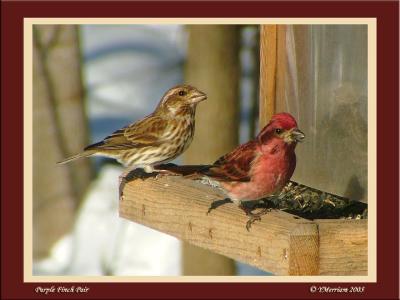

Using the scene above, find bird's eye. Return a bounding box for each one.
[275,128,282,134]
[178,90,187,96]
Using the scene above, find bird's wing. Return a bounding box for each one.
[204,141,259,182]
[123,115,171,145]
[85,115,170,151]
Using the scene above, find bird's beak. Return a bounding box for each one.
[291,128,305,142]
[190,91,207,104]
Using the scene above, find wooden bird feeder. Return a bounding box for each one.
[118,25,368,276]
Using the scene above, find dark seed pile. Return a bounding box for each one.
[262,181,368,220]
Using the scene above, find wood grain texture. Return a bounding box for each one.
[289,223,319,275]
[259,25,277,127]
[317,219,368,275]
[120,175,325,275]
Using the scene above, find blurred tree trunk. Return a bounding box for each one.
[33,25,93,260]
[182,25,240,275]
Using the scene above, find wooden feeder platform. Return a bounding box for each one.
[119,166,368,276]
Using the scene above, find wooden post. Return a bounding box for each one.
[182,25,240,275]
[260,24,319,275]
[259,25,277,127]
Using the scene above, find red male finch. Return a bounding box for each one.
[58,85,207,174]
[180,112,305,230]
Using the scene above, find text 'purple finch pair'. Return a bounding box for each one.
[58,85,207,173]
[183,113,305,230]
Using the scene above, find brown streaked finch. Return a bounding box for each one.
[58,85,207,174]
[182,113,305,230]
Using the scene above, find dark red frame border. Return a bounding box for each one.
[1,1,399,299]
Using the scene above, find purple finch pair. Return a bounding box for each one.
[59,85,304,229]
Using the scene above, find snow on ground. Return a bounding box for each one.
[34,165,181,276]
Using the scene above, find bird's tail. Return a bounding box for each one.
[57,151,95,165]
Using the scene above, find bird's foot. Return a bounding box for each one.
[240,202,272,231]
[246,213,262,231]
[119,168,153,197]
[119,166,187,198]
[206,198,233,215]
[245,208,272,231]
[119,176,127,199]
[130,168,156,180]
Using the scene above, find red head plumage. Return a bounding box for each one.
[269,112,298,129]
[257,113,303,145]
